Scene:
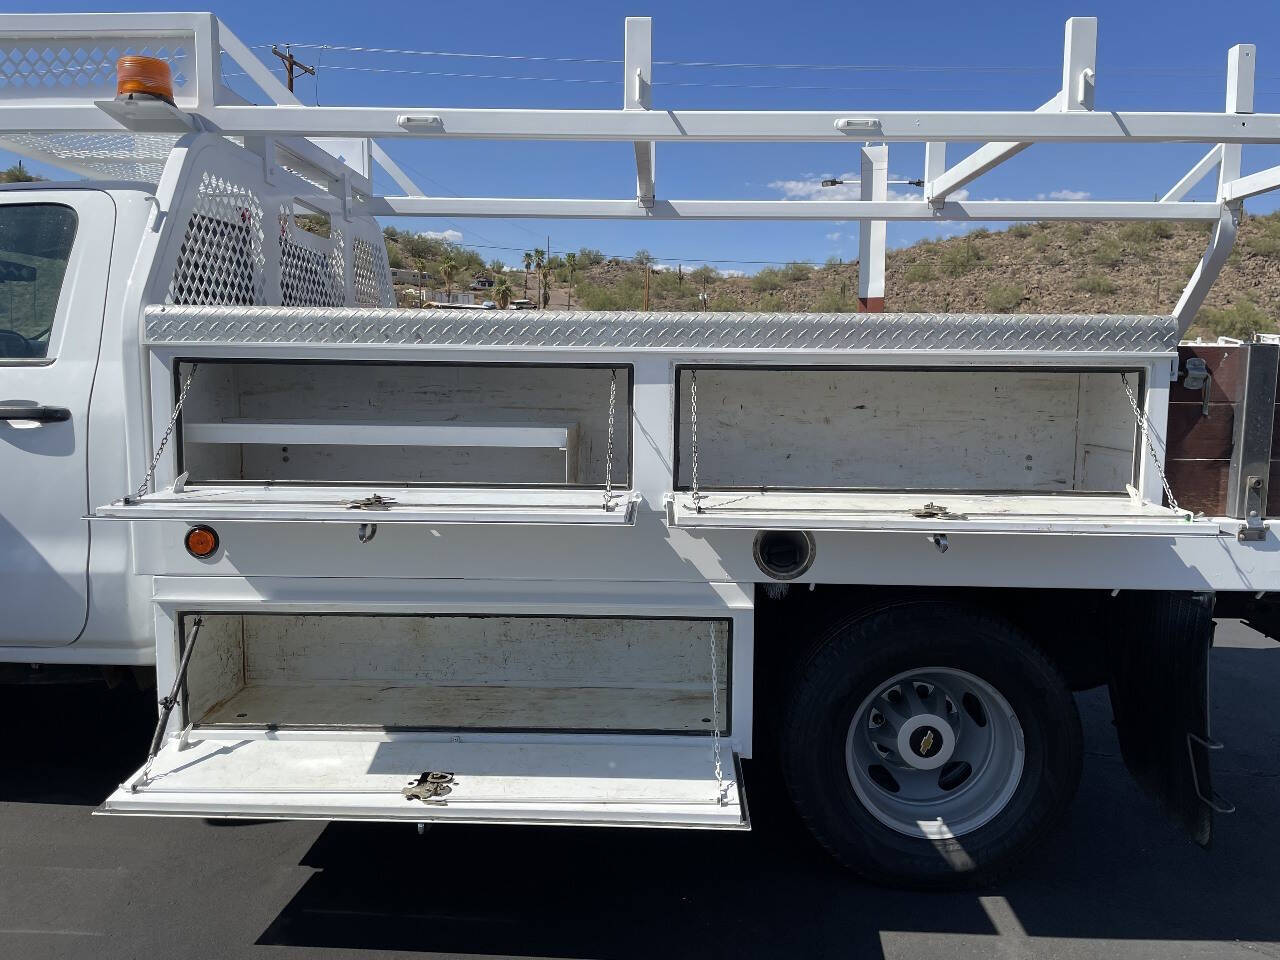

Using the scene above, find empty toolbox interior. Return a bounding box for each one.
[675,367,1139,493]
[176,361,631,488]
[183,613,730,733]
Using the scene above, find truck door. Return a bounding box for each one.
[0,191,113,646]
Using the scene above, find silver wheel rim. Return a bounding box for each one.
[845,666,1025,839]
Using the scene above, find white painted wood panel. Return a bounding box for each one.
[185,614,729,732]
[200,682,719,731]
[184,614,243,721]
[675,368,1138,492]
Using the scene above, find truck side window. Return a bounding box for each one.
[0,203,78,360]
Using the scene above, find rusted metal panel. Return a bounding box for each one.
[1165,458,1231,515]
[1167,402,1235,459]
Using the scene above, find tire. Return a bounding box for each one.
[780,601,1082,889]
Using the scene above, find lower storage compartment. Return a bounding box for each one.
[186,613,730,734]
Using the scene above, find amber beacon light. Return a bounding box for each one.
[184,525,220,559]
[115,55,175,106]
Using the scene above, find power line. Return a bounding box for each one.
[259,40,1245,79]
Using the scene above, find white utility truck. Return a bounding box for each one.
[2,12,1279,888]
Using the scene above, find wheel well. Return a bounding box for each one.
[754,584,1115,711]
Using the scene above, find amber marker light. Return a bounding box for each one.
[184,525,219,559]
[116,55,176,106]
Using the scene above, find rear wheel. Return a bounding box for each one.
[781,601,1082,889]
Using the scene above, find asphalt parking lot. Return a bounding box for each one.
[1,619,1278,960]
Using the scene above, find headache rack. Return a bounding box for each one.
[4,12,1280,536]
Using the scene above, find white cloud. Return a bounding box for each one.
[720,269,746,278]
[825,231,842,241]
[423,229,463,243]
[1037,189,1091,201]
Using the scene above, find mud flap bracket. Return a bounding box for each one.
[1107,591,1231,847]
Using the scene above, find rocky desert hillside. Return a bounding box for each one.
[386,211,1280,340]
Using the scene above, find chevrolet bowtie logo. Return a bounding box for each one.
[918,729,936,756]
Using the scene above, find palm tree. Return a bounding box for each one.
[522,251,533,295]
[439,258,458,303]
[564,252,577,308]
[494,277,512,309]
[533,248,546,306]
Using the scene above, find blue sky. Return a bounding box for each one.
[8,0,1280,272]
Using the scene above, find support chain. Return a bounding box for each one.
[709,622,727,806]
[689,369,702,512]
[131,362,199,502]
[1119,372,1190,520]
[603,368,617,510]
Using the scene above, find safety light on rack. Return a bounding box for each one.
[115,55,176,107]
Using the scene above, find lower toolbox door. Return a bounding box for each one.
[99,736,746,829]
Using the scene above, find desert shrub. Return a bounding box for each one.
[1075,273,1116,295]
[1009,223,1034,238]
[1198,298,1274,339]
[751,268,785,292]
[1243,218,1280,258]
[576,281,642,310]
[814,288,854,312]
[1120,221,1173,243]
[984,283,1024,313]
[903,262,936,283]
[781,261,813,282]
[757,292,785,311]
[941,242,979,277]
[1091,237,1123,266]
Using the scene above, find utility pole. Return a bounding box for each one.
[271,45,315,93]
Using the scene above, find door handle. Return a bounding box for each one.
[0,404,71,423]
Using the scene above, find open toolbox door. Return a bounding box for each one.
[100,736,746,829]
[95,485,639,526]
[667,491,1224,536]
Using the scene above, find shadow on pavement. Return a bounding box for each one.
[1,633,1277,959]
[257,639,1280,958]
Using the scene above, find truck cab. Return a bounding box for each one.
[0,183,156,662]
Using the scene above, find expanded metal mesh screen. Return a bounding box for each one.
[279,235,344,307]
[0,36,190,98]
[352,235,394,307]
[166,171,265,306]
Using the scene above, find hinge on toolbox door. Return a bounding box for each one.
[402,771,455,804]
[1238,476,1266,542]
